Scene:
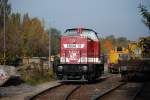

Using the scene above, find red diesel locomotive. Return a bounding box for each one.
[55,28,104,81]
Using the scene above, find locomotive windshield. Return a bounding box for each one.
[64,28,99,41]
[64,30,80,36]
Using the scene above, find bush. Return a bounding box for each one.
[18,64,54,85]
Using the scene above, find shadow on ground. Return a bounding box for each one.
[60,77,108,85]
[1,76,25,87]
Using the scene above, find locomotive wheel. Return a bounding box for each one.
[85,75,91,81]
[85,75,95,81]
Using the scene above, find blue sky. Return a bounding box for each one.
[9,0,150,40]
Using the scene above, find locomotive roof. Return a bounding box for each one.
[65,28,97,34]
[64,28,99,41]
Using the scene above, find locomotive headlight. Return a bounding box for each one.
[58,66,63,71]
[82,66,88,72]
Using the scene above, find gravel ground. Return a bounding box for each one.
[0,81,60,100]
[0,83,34,97]
[135,82,150,100]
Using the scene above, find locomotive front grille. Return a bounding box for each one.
[63,65,82,73]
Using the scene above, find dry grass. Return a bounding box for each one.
[18,63,55,85]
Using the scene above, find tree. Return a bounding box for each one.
[101,35,129,54]
[0,1,61,65]
[21,15,49,57]
[139,4,150,31]
[21,14,31,56]
[7,13,22,57]
[48,28,61,55]
[0,0,11,61]
[0,0,11,28]
[104,40,112,52]
[116,37,129,48]
[105,35,116,46]
[29,18,48,57]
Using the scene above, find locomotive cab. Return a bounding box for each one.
[55,28,104,81]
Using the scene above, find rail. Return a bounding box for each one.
[64,85,81,100]
[29,83,64,100]
[131,83,145,100]
[92,82,126,100]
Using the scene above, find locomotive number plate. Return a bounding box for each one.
[64,44,84,48]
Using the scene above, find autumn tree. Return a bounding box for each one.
[105,35,116,46]
[21,14,50,57]
[104,40,112,52]
[7,13,22,59]
[139,4,150,31]
[101,35,129,54]
[21,14,32,56]
[29,18,48,57]
[0,1,60,65]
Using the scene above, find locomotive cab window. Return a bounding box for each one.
[81,31,98,41]
[64,28,99,41]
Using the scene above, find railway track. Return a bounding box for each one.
[93,82,144,100]
[92,82,126,100]
[64,85,81,100]
[30,83,81,100]
[30,74,146,100]
[30,74,122,100]
[133,82,150,100]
